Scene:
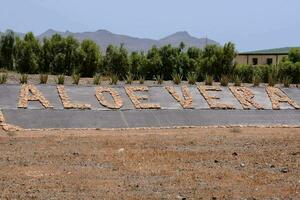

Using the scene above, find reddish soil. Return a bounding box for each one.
[0,127,299,199]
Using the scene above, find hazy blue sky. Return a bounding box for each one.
[1,0,300,51]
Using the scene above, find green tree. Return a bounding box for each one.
[288,48,300,63]
[40,38,52,73]
[294,62,300,83]
[64,36,80,75]
[41,34,80,75]
[198,43,236,80]
[103,45,116,75]
[129,51,147,78]
[103,44,129,78]
[158,44,180,79]
[0,30,15,70]
[199,44,223,79]
[44,34,67,74]
[140,46,162,79]
[175,43,193,78]
[177,52,191,78]
[220,42,236,77]
[14,32,41,73]
[187,47,202,59]
[187,47,202,80]
[78,39,101,77]
[118,44,130,78]
[179,41,185,52]
[52,53,66,74]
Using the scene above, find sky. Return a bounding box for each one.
[1,0,300,51]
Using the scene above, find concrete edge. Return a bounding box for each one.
[13,124,300,132]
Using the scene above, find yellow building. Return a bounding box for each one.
[235,47,297,65]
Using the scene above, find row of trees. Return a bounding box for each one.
[0,30,236,79]
[0,30,101,77]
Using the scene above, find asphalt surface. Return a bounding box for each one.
[1,85,299,110]
[3,109,300,129]
[0,85,299,129]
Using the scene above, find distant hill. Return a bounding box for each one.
[1,29,219,52]
[158,31,217,49]
[38,29,219,52]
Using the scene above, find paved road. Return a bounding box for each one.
[2,109,300,129]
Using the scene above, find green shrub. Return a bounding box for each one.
[234,64,268,83]
[109,74,118,85]
[257,65,270,83]
[187,72,197,85]
[138,75,145,84]
[252,74,261,87]
[172,73,182,85]
[39,74,48,84]
[126,73,133,84]
[234,75,242,86]
[220,75,229,86]
[0,73,8,84]
[156,75,163,84]
[205,75,213,85]
[19,74,28,84]
[288,48,300,63]
[294,62,300,84]
[267,65,278,86]
[56,75,65,85]
[72,74,80,85]
[233,64,253,83]
[93,74,101,85]
[196,65,205,82]
[282,76,292,87]
[278,61,300,84]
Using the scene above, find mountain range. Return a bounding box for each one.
[1,29,219,52]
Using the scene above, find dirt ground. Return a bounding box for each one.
[0,127,299,199]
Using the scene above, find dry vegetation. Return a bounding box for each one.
[0,127,299,199]
[2,71,299,88]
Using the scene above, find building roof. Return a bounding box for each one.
[239,47,300,55]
